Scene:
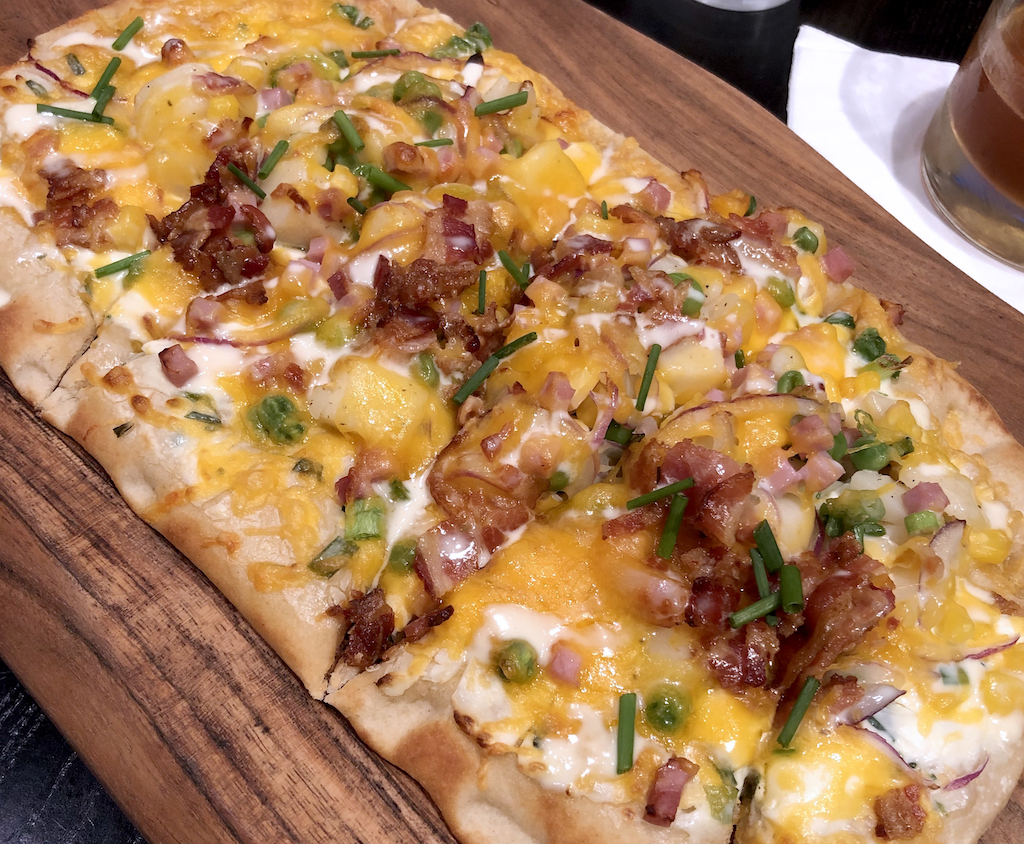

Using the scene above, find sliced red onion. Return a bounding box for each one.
[639,178,671,214]
[837,683,905,725]
[944,756,988,790]
[930,520,966,568]
[851,725,917,775]
[963,636,1019,660]
[538,371,575,413]
[902,482,949,515]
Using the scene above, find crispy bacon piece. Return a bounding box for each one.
[158,344,199,387]
[644,757,699,827]
[335,448,399,504]
[881,298,907,326]
[414,521,480,598]
[532,232,614,282]
[703,619,779,693]
[728,211,799,276]
[402,605,454,643]
[37,164,118,249]
[341,588,395,669]
[368,255,478,326]
[420,194,493,265]
[684,576,738,628]
[874,785,926,840]
[656,216,742,272]
[776,546,895,692]
[193,71,255,96]
[149,141,273,290]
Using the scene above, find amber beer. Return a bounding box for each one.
[921,0,1024,267]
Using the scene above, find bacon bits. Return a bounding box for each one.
[874,785,926,840]
[341,587,396,669]
[158,344,199,387]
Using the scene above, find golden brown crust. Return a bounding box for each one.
[331,669,732,844]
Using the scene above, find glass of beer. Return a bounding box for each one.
[921,0,1024,268]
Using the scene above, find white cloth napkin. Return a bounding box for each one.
[788,25,1024,314]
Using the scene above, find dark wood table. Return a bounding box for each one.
[0,0,999,842]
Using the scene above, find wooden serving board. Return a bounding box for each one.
[1,1,1023,842]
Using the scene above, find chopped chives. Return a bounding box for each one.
[92,84,115,116]
[824,311,856,329]
[627,478,695,509]
[25,79,47,98]
[91,57,121,97]
[347,196,367,214]
[745,194,757,216]
[751,549,770,597]
[451,332,538,404]
[95,250,150,278]
[112,421,134,437]
[604,420,634,447]
[36,103,114,125]
[350,49,401,58]
[734,349,746,368]
[600,200,608,220]
[184,410,222,425]
[497,249,529,289]
[753,520,784,573]
[635,343,661,411]
[112,16,144,51]
[616,693,637,774]
[655,494,688,559]
[332,110,365,152]
[476,269,486,315]
[415,137,454,147]
[777,677,820,747]
[776,369,804,394]
[750,549,779,627]
[258,139,289,179]
[354,163,410,194]
[493,331,538,360]
[67,54,86,76]
[728,592,782,628]
[779,564,804,613]
[226,163,266,199]
[474,90,529,116]
[452,357,498,405]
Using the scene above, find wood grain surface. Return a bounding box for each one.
[1,0,1023,843]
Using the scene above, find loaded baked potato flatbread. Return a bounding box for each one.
[1,0,1023,841]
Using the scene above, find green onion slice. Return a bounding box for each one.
[734,349,746,368]
[112,421,134,438]
[350,48,401,58]
[184,410,221,425]
[635,343,661,411]
[67,54,86,75]
[604,420,634,447]
[474,90,529,116]
[824,311,856,329]
[415,137,454,147]
[627,478,695,510]
[25,79,47,98]
[36,103,114,125]
[226,163,266,199]
[258,140,289,179]
[728,592,782,628]
[744,194,757,216]
[905,509,940,535]
[616,692,637,774]
[112,17,144,51]
[95,250,150,278]
[777,676,820,747]
[776,369,804,394]
[779,564,804,613]
[853,327,886,361]
[332,110,365,152]
[792,226,819,253]
[497,249,530,289]
[476,269,486,315]
[388,540,417,574]
[347,196,367,214]
[345,498,385,541]
[754,520,785,573]
[655,494,688,559]
[600,200,608,220]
